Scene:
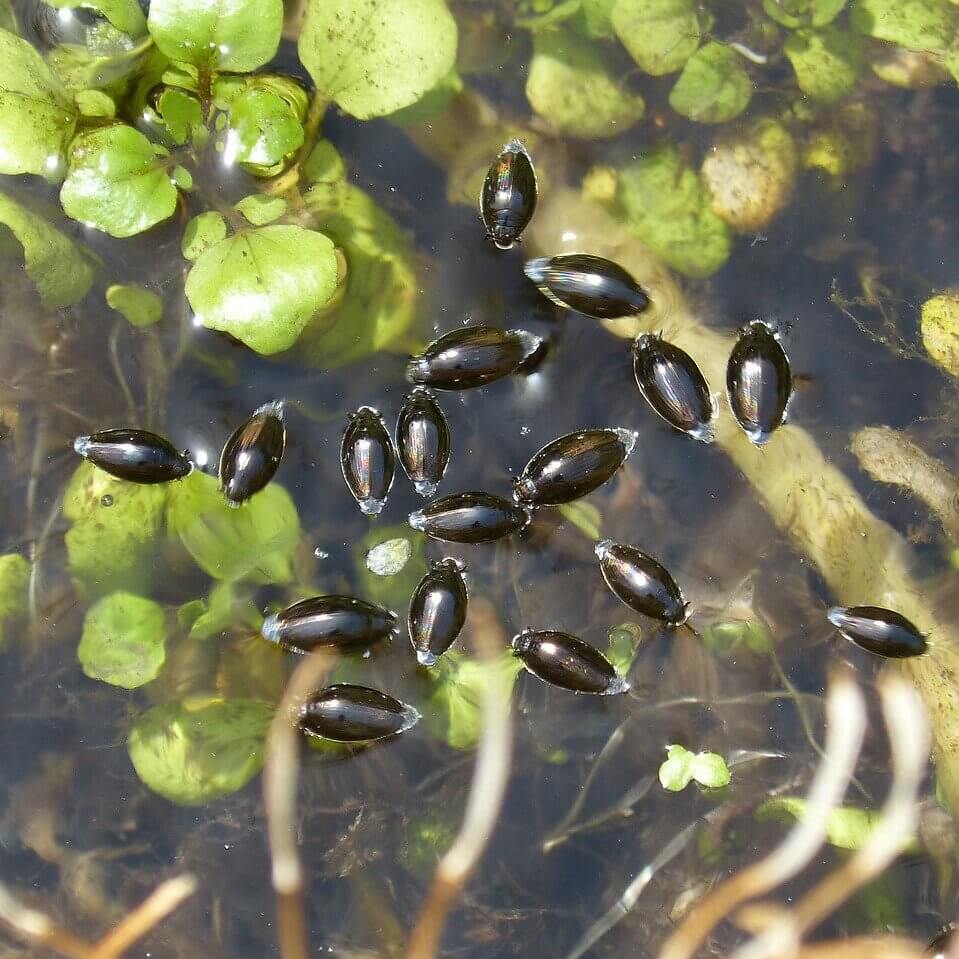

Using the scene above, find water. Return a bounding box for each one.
[0,3,957,957]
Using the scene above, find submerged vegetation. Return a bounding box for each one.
[0,0,957,957]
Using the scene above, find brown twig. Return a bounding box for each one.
[263,649,337,959]
[406,597,512,959]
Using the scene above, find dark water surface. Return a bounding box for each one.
[1,3,959,958]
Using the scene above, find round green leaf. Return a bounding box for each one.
[75,88,116,118]
[610,145,731,277]
[42,0,147,36]
[147,0,282,72]
[166,470,300,584]
[659,744,695,791]
[849,0,954,51]
[227,87,303,170]
[63,461,169,599]
[784,28,865,102]
[762,0,846,28]
[128,698,273,804]
[0,554,30,649]
[298,0,458,120]
[78,591,166,688]
[106,283,162,327]
[611,0,705,75]
[526,28,645,138]
[185,224,338,355]
[353,523,428,611]
[157,89,202,145]
[234,194,287,226]
[302,139,347,185]
[60,125,178,237]
[668,42,753,123]
[181,210,227,261]
[0,28,77,177]
[0,191,94,307]
[689,751,731,788]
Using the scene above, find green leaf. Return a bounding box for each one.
[420,650,524,750]
[227,87,303,173]
[75,88,116,117]
[161,62,199,91]
[166,470,300,584]
[353,523,428,612]
[849,0,954,51]
[185,224,338,355]
[147,0,282,72]
[181,210,226,261]
[157,88,202,145]
[609,145,732,278]
[234,194,287,226]
[0,554,30,649]
[611,0,705,76]
[784,28,865,103]
[701,619,774,655]
[668,42,753,123]
[0,0,16,33]
[659,744,695,791]
[298,0,458,119]
[299,181,416,367]
[921,293,959,378]
[0,28,77,177]
[756,797,920,852]
[188,580,262,639]
[660,744,730,791]
[63,461,169,599]
[106,283,163,327]
[556,500,602,540]
[0,191,94,307]
[762,0,846,28]
[302,139,347,185]
[574,0,617,37]
[42,0,147,35]
[606,622,642,675]
[526,27,645,138]
[60,125,179,237]
[78,591,166,688]
[128,698,273,804]
[516,0,582,28]
[171,164,192,189]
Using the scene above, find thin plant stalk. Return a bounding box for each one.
[263,649,336,959]
[406,597,512,959]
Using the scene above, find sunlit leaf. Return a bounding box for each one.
[42,0,147,35]
[227,87,303,173]
[0,191,94,307]
[234,194,287,226]
[921,293,959,379]
[609,145,731,278]
[60,125,178,237]
[762,0,846,28]
[128,698,273,804]
[0,28,77,177]
[0,554,30,649]
[354,524,428,612]
[606,622,642,675]
[668,42,752,124]
[187,580,262,639]
[526,27,644,138]
[157,88,202,144]
[147,0,282,72]
[660,744,730,791]
[63,461,169,599]
[784,28,865,103]
[78,591,166,688]
[850,0,954,52]
[181,210,226,261]
[75,88,115,117]
[166,469,300,584]
[689,751,731,788]
[185,224,338,355]
[302,138,347,185]
[106,283,162,327]
[575,0,617,37]
[611,0,705,76]
[298,0,457,119]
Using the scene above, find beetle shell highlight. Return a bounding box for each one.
[514,428,638,507]
[827,605,927,659]
[299,684,419,742]
[524,254,650,319]
[480,138,538,250]
[341,406,395,515]
[396,388,451,497]
[512,629,627,695]
[73,428,193,484]
[409,491,531,543]
[408,559,468,666]
[726,322,792,444]
[219,401,286,504]
[632,334,714,442]
[262,595,397,653]
[406,326,544,390]
[596,540,688,624]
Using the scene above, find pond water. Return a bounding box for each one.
[0,1,958,957]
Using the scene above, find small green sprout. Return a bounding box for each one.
[659,744,731,792]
